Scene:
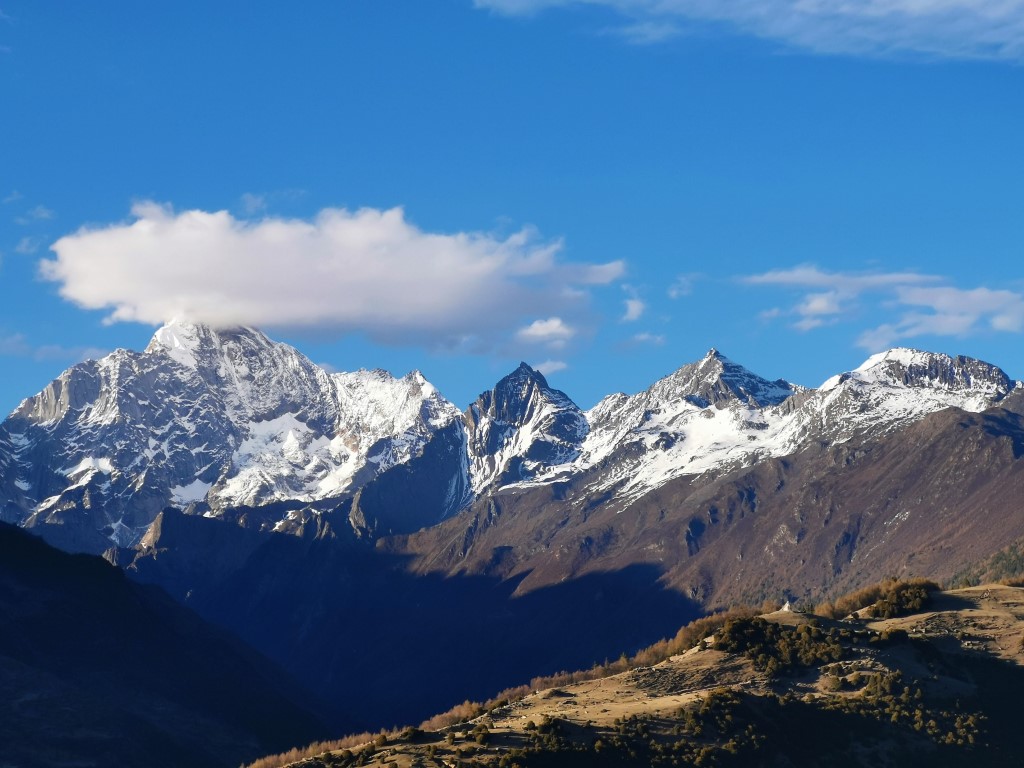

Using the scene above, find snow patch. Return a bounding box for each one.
[171,479,213,504]
[149,319,202,369]
[63,457,114,476]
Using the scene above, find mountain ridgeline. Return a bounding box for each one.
[3,321,1016,557]
[5,321,1024,731]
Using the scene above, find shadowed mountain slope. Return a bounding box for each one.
[0,523,334,768]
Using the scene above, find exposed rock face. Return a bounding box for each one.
[0,320,464,552]
[4,321,1019,593]
[399,404,1024,609]
[9,326,1024,734]
[465,362,588,493]
[2,323,1019,558]
[497,347,1018,511]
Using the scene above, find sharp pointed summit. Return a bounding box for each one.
[643,350,801,410]
[465,362,587,493]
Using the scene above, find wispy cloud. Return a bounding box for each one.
[43,202,621,352]
[14,236,41,255]
[0,332,107,363]
[631,331,665,345]
[33,344,109,362]
[744,264,1024,351]
[0,333,29,356]
[535,359,568,375]
[667,274,695,299]
[743,265,939,291]
[2,191,21,204]
[744,265,939,331]
[856,285,1024,350]
[236,188,307,217]
[239,193,267,215]
[609,20,683,45]
[15,205,55,225]
[475,0,1024,60]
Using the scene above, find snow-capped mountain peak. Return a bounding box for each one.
[146,318,212,369]
[4,326,1022,556]
[0,322,464,552]
[465,362,588,493]
[851,347,1015,397]
[620,349,802,418]
[545,347,1020,507]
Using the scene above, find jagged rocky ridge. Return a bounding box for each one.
[0,321,1019,555]
[7,322,1024,731]
[0,321,468,553]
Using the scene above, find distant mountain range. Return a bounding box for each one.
[5,321,1024,731]
[1,320,1018,557]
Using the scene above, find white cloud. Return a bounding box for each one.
[516,316,577,349]
[631,332,665,345]
[744,265,938,332]
[476,0,1024,60]
[15,236,41,255]
[790,290,843,331]
[744,265,938,291]
[2,190,22,204]
[15,204,55,225]
[235,189,308,216]
[855,285,1024,350]
[896,285,1024,333]
[854,324,898,351]
[622,298,645,322]
[796,291,842,316]
[535,359,568,375]
[43,203,620,349]
[574,260,626,284]
[0,331,106,363]
[746,264,1024,349]
[620,284,646,321]
[0,333,29,356]
[32,344,108,363]
[791,316,829,332]
[611,20,683,44]
[240,193,267,215]
[667,274,694,299]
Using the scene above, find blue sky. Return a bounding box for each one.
[2,1,1024,413]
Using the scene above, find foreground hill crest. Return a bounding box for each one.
[0,320,1018,554]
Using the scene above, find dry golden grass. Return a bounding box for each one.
[244,581,1024,768]
[241,730,389,768]
[814,578,939,620]
[242,604,766,766]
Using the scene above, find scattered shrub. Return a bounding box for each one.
[815,578,938,620]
